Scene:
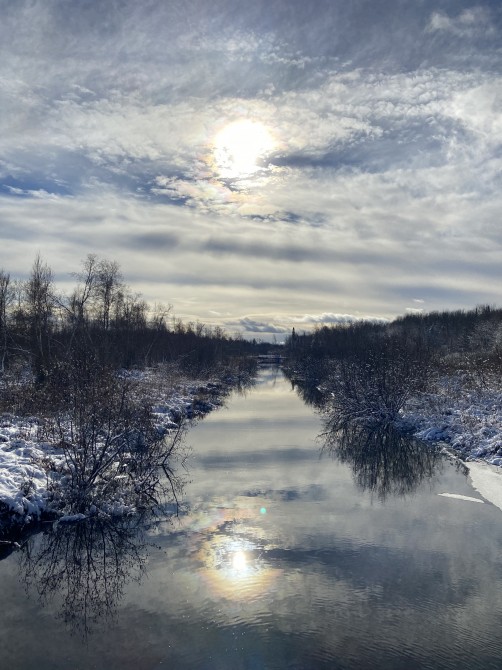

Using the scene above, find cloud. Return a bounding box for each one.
[428,7,495,38]
[292,313,390,325]
[127,232,180,252]
[226,317,290,335]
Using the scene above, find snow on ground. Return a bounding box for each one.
[402,372,502,510]
[0,416,63,522]
[403,373,502,466]
[0,372,232,526]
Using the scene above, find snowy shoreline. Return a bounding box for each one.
[401,373,502,510]
[0,370,241,531]
[402,374,502,466]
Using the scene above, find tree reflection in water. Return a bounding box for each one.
[19,515,153,637]
[321,423,446,500]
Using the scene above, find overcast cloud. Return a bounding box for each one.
[0,0,501,339]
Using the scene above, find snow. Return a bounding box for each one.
[438,493,484,504]
[465,461,502,513]
[402,373,502,467]
[0,417,64,521]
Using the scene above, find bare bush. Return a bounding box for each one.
[39,356,185,515]
[324,337,432,429]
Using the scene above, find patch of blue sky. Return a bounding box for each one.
[0,176,73,198]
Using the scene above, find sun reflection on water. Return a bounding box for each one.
[232,549,248,573]
[188,503,281,602]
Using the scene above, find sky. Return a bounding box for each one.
[0,0,501,340]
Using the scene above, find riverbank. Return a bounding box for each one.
[0,366,252,533]
[398,372,502,510]
[401,372,502,467]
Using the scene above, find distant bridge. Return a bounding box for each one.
[256,353,288,366]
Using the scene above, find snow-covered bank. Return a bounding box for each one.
[402,374,502,467]
[400,373,502,510]
[0,371,242,530]
[0,416,62,521]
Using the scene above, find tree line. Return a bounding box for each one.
[0,253,264,384]
[285,305,502,428]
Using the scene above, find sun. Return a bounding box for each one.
[213,119,275,179]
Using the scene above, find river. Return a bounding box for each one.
[1,367,502,669]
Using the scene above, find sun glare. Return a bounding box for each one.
[232,550,247,572]
[213,119,275,178]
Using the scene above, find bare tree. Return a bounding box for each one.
[0,269,12,372]
[70,253,99,326]
[95,259,123,331]
[25,255,55,383]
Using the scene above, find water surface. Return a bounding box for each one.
[1,368,502,669]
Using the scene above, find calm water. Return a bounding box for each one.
[1,368,502,669]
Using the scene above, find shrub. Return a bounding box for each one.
[324,336,432,429]
[39,355,184,515]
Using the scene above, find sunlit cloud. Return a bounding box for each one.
[226,317,290,335]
